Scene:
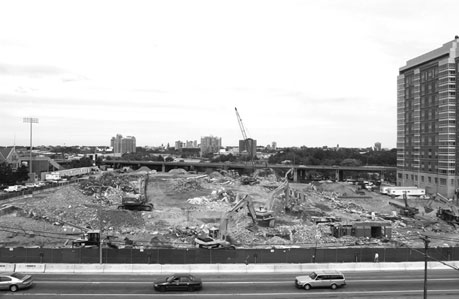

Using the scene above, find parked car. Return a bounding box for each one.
[0,272,34,292]
[295,270,346,290]
[153,274,202,292]
[3,185,25,193]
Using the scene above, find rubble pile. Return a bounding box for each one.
[172,179,203,193]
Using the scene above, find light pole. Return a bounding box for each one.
[23,117,39,182]
[421,235,430,299]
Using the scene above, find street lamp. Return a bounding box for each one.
[23,117,39,182]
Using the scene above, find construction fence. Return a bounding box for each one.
[1,246,458,264]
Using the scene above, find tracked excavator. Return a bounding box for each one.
[389,191,419,217]
[194,194,257,249]
[118,175,154,211]
[250,168,293,227]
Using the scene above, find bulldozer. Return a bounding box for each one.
[71,230,101,248]
[118,175,153,211]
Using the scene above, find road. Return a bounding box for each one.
[2,270,459,298]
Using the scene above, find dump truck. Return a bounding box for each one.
[118,175,153,211]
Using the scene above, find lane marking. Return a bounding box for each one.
[36,278,459,284]
[6,289,459,297]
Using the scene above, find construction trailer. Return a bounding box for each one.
[331,221,392,239]
[385,186,425,197]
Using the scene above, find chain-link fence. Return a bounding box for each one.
[1,246,457,264]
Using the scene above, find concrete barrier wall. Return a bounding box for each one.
[45,264,75,273]
[131,264,162,273]
[74,264,104,273]
[15,263,45,273]
[10,261,459,274]
[0,263,15,272]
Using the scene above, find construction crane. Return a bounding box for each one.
[235,107,254,167]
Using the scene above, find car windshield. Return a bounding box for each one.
[11,273,26,279]
[166,276,174,282]
[309,272,317,279]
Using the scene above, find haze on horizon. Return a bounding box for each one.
[1,0,458,149]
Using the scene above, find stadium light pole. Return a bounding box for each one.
[23,117,39,182]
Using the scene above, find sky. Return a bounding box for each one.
[1,0,458,149]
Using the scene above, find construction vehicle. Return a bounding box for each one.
[389,191,419,217]
[71,230,101,248]
[117,175,154,211]
[437,205,459,225]
[59,221,102,248]
[251,168,293,227]
[194,194,257,249]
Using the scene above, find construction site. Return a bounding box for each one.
[1,166,458,251]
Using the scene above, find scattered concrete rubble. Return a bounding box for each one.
[1,170,458,249]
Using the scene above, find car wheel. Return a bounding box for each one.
[159,286,166,292]
[331,284,337,290]
[9,285,19,292]
[187,286,194,292]
[304,284,311,290]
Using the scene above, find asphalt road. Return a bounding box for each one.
[2,270,459,298]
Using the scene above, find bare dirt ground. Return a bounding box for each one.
[1,170,458,249]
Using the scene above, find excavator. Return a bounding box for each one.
[437,204,459,225]
[194,194,257,249]
[118,175,154,211]
[389,191,419,217]
[251,168,293,227]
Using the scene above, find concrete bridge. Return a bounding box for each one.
[100,160,395,182]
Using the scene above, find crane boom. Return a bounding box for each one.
[235,107,248,140]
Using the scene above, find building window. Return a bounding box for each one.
[440,178,447,185]
[428,177,432,183]
[406,174,409,180]
[435,178,438,184]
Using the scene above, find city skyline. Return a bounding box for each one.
[1,0,458,148]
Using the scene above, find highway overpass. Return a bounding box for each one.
[100,160,395,182]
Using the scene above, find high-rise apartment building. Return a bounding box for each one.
[397,38,459,197]
[111,134,136,156]
[200,136,221,156]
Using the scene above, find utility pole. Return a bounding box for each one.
[421,235,430,299]
[23,117,39,182]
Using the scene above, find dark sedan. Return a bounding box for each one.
[153,274,202,292]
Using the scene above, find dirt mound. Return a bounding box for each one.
[169,168,187,175]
